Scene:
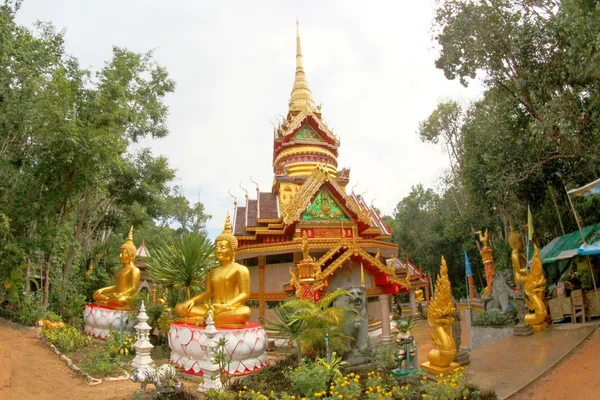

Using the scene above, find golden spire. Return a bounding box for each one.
[216,211,238,253]
[289,21,317,115]
[120,225,136,258]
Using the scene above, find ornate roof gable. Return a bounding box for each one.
[281,165,371,226]
[276,113,339,147]
[301,188,350,221]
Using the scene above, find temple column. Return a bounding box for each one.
[379,294,392,344]
[425,284,430,302]
[258,256,265,319]
[410,290,417,316]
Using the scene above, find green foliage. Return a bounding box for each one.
[105,332,136,357]
[576,268,594,290]
[79,347,118,377]
[49,277,87,327]
[369,343,397,371]
[146,233,216,300]
[277,288,354,359]
[315,352,347,381]
[0,2,215,313]
[229,356,296,395]
[473,311,515,327]
[286,360,332,398]
[203,388,236,400]
[42,326,91,353]
[213,337,232,387]
[17,292,46,326]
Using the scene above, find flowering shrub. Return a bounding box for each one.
[230,363,498,400]
[324,372,362,399]
[421,367,468,400]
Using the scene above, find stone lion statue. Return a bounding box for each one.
[334,286,369,354]
[485,269,514,313]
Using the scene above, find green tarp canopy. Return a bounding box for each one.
[540,223,600,264]
[540,222,600,284]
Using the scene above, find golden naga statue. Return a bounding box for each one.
[508,222,547,331]
[93,226,141,308]
[415,288,425,302]
[422,256,458,374]
[174,214,251,328]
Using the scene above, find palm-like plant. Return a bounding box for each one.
[145,233,215,300]
[264,305,305,362]
[277,288,356,360]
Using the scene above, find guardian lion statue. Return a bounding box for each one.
[485,269,514,313]
[334,286,369,354]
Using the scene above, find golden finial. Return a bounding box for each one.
[250,175,259,192]
[239,182,248,200]
[120,225,136,259]
[228,189,237,206]
[289,21,317,115]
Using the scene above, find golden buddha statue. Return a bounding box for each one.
[174,214,251,328]
[415,288,425,302]
[93,226,140,308]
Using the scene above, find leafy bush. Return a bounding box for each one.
[49,277,87,327]
[230,356,296,395]
[18,292,47,325]
[286,360,332,397]
[473,311,515,327]
[79,347,116,377]
[369,343,397,371]
[105,332,136,356]
[42,326,91,353]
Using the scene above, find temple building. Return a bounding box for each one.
[231,23,428,340]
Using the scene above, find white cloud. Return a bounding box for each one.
[16,0,484,235]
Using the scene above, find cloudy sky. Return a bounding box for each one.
[16,0,484,239]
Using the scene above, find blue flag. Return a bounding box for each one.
[465,251,472,277]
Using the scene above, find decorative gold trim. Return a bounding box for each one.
[274,146,337,166]
[281,165,371,226]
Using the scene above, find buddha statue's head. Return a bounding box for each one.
[215,213,238,263]
[119,226,137,265]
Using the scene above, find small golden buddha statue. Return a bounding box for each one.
[415,288,425,302]
[93,226,140,308]
[174,214,251,328]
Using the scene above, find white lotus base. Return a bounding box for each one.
[168,322,268,376]
[83,304,136,339]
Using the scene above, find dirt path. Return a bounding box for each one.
[2,315,597,400]
[509,327,600,400]
[0,318,137,400]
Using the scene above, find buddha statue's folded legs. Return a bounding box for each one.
[93,291,131,308]
[175,303,251,328]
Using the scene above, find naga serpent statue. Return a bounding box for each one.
[422,256,458,374]
[508,222,547,331]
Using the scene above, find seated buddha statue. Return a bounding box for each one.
[174,214,251,328]
[93,226,140,308]
[415,288,425,302]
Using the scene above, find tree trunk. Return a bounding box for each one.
[548,185,566,236]
[63,188,91,279]
[42,254,52,306]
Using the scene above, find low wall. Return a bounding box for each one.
[470,325,515,351]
